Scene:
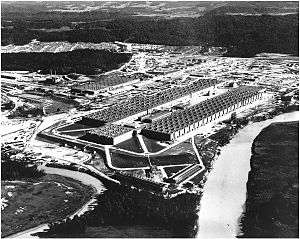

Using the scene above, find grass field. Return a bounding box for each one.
[142,136,166,153]
[116,136,144,153]
[110,151,149,168]
[110,150,197,169]
[1,174,94,237]
[163,166,188,178]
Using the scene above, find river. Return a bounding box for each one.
[196,111,299,238]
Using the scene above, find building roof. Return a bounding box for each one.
[71,72,148,91]
[142,86,261,135]
[84,78,218,123]
[87,124,133,138]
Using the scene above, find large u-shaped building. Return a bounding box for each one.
[81,78,219,126]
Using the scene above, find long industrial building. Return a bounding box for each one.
[71,73,148,95]
[141,86,263,141]
[81,78,218,126]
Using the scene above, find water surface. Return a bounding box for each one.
[196,111,299,238]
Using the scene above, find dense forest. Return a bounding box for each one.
[37,183,200,238]
[240,121,299,238]
[1,50,132,75]
[1,146,45,180]
[2,12,298,57]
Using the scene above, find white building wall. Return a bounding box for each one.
[113,130,134,145]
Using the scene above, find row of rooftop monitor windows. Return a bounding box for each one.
[147,104,246,134]
[119,78,217,106]
[148,113,224,132]
[89,127,131,137]
[160,90,260,120]
[195,92,260,109]
[165,88,259,115]
[87,86,259,125]
[96,78,215,102]
[90,91,261,136]
[87,79,218,122]
[146,89,261,133]
[81,88,261,137]
[73,73,149,90]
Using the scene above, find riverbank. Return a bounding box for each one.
[240,121,298,238]
[36,183,200,238]
[1,174,94,237]
[4,166,107,238]
[196,110,299,238]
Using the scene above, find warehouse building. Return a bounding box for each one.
[141,86,264,141]
[82,78,219,126]
[70,73,148,95]
[79,124,134,145]
[70,82,107,95]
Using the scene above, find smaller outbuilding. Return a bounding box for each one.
[79,124,134,145]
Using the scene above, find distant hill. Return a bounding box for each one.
[1,1,298,57]
[206,1,299,15]
[2,1,298,17]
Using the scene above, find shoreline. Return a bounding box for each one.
[196,110,299,238]
[239,121,298,237]
[5,167,107,239]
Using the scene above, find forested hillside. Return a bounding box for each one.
[1,2,298,57]
[1,50,132,74]
[2,13,298,57]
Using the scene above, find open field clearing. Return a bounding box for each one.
[1,174,94,237]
